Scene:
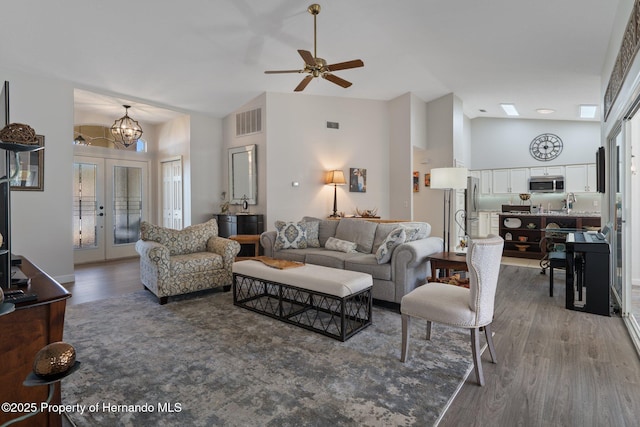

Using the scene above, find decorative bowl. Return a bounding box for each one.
[515,244,529,252]
[518,236,528,242]
[519,193,531,201]
[526,223,536,229]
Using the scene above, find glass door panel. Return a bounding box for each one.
[73,156,105,264]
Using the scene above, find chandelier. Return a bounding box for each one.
[110,105,143,149]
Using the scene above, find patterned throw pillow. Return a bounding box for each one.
[325,237,358,253]
[274,221,308,250]
[300,219,320,248]
[375,227,406,264]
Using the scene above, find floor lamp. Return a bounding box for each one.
[326,170,346,218]
[430,167,468,253]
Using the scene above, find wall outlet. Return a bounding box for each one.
[593,200,598,207]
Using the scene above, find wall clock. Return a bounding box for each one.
[529,133,563,161]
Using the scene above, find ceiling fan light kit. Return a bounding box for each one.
[265,3,364,92]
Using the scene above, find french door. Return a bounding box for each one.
[73,156,149,264]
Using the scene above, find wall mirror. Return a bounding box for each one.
[228,144,257,205]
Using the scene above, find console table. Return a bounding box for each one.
[0,256,71,427]
[213,214,264,258]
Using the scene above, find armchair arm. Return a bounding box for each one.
[207,236,241,267]
[135,240,171,281]
[260,231,277,258]
[390,236,444,303]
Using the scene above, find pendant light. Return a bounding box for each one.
[110,105,143,149]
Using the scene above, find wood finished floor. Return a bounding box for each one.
[65,258,640,426]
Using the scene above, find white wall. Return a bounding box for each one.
[470,118,601,170]
[389,93,412,221]
[189,112,223,224]
[263,93,390,228]
[1,69,75,282]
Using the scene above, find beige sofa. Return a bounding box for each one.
[135,219,240,304]
[260,217,443,307]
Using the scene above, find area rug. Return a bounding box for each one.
[61,289,482,426]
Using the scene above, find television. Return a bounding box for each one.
[596,146,606,193]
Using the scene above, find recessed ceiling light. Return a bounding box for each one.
[500,103,519,116]
[536,108,555,114]
[580,105,597,119]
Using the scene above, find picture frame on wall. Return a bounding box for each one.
[424,173,431,187]
[10,134,44,191]
[413,171,419,192]
[349,168,366,192]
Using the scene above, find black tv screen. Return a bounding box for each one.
[596,146,605,193]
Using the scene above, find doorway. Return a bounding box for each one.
[73,156,149,264]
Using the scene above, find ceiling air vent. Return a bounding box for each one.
[236,108,262,136]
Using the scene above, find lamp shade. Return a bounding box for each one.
[326,169,346,185]
[430,167,468,189]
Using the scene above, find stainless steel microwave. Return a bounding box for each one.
[528,176,565,193]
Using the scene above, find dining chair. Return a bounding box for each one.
[400,235,504,386]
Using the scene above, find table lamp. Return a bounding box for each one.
[326,170,346,218]
[430,167,468,252]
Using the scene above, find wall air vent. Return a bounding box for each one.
[236,108,262,136]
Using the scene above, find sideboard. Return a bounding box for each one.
[213,214,264,258]
[0,256,71,427]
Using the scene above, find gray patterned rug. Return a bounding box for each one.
[61,289,482,426]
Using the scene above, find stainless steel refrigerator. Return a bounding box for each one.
[465,176,480,238]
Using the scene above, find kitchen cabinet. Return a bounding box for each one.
[492,168,529,194]
[565,164,597,192]
[480,170,492,194]
[530,165,565,177]
[478,211,500,237]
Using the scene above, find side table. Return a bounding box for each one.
[428,252,468,281]
[229,234,261,260]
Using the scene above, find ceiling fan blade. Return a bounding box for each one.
[325,59,364,72]
[298,49,316,67]
[265,69,303,74]
[323,73,352,88]
[294,75,314,92]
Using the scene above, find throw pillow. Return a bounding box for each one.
[325,237,358,253]
[300,219,320,248]
[375,227,406,264]
[274,221,308,250]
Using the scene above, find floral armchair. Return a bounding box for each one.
[135,219,240,304]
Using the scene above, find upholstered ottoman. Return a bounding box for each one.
[232,260,373,341]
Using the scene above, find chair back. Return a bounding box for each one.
[467,235,504,326]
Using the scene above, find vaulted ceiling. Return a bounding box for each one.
[0,0,621,122]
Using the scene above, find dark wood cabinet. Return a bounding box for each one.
[213,214,264,258]
[0,257,71,427]
[499,214,601,259]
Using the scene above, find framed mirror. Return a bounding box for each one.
[228,144,257,205]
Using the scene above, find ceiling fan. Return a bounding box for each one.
[264,3,364,92]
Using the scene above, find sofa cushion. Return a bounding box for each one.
[345,255,392,281]
[304,249,363,269]
[274,221,309,250]
[140,219,218,256]
[375,227,406,264]
[325,237,357,253]
[335,219,378,253]
[303,216,338,247]
[169,252,224,275]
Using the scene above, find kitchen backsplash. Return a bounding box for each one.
[477,192,601,213]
